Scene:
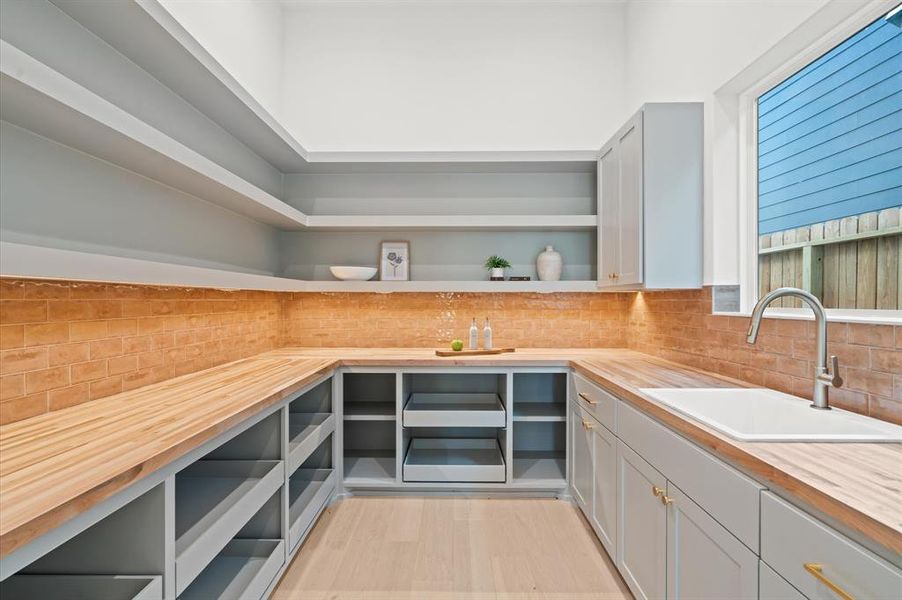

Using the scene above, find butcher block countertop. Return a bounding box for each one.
[1,347,900,560]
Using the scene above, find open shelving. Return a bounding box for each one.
[342,373,397,421]
[288,437,336,550]
[304,214,596,231]
[342,372,398,486]
[178,539,284,600]
[0,575,163,600]
[511,373,567,487]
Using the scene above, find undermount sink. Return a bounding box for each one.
[639,388,902,443]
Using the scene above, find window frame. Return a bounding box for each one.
[736,0,902,325]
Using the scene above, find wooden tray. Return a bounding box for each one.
[434,348,515,357]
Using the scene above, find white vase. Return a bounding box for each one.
[536,245,562,281]
[490,267,505,279]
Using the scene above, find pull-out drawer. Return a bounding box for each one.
[403,438,505,482]
[761,492,902,600]
[403,393,506,427]
[570,372,616,432]
[288,468,336,550]
[618,401,762,552]
[179,539,284,600]
[0,575,162,600]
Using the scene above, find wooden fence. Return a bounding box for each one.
[758,207,902,309]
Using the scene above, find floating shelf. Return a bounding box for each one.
[512,451,566,485]
[513,403,567,422]
[0,40,307,229]
[0,575,162,600]
[288,469,337,550]
[403,393,506,428]
[343,401,396,420]
[304,215,596,231]
[299,280,600,293]
[403,438,506,483]
[179,539,285,600]
[287,413,335,474]
[174,459,283,595]
[343,450,396,486]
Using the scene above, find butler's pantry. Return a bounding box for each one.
[0,1,900,599]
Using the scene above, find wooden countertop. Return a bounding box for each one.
[1,347,900,560]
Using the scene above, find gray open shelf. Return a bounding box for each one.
[174,460,283,595]
[512,402,566,421]
[178,539,284,600]
[343,450,396,486]
[288,468,337,550]
[0,575,162,600]
[287,413,335,474]
[343,401,396,420]
[512,451,566,486]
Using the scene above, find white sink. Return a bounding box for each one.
[639,388,902,442]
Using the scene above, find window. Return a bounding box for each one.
[755,8,901,312]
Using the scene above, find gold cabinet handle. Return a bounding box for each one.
[578,392,598,405]
[652,486,664,497]
[581,419,594,430]
[661,495,674,505]
[804,563,855,600]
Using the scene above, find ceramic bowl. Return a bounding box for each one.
[329,266,378,281]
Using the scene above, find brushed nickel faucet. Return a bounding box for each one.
[746,287,843,410]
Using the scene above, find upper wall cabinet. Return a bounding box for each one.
[597,103,703,290]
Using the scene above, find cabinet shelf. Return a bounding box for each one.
[287,413,335,474]
[179,539,285,600]
[174,459,283,595]
[288,469,337,550]
[0,575,162,600]
[0,41,307,229]
[343,450,396,486]
[512,451,566,487]
[344,401,396,420]
[513,403,566,422]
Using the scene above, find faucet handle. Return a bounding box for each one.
[828,355,843,388]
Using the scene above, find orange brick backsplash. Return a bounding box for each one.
[279,292,631,349]
[0,278,281,424]
[627,289,902,424]
[2,278,899,426]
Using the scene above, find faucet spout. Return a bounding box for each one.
[745,287,841,410]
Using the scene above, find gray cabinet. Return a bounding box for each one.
[597,103,703,290]
[570,406,594,511]
[616,440,667,600]
[666,483,758,599]
[590,420,617,558]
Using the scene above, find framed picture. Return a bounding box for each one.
[379,241,410,281]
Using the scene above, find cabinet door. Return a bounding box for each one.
[616,111,643,286]
[597,143,621,288]
[617,440,666,600]
[570,406,594,512]
[666,483,758,599]
[591,422,617,558]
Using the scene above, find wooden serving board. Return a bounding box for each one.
[434,348,516,357]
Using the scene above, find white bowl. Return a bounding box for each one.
[329,266,378,281]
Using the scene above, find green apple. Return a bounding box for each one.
[450,339,464,351]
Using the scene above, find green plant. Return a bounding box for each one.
[484,255,512,270]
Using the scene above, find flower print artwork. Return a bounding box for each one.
[380,242,410,281]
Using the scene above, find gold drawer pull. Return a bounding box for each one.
[804,563,855,600]
[578,392,598,405]
[652,486,664,497]
[581,419,594,430]
[660,495,674,506]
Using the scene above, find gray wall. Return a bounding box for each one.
[0,122,280,274]
[0,0,284,198]
[283,171,596,216]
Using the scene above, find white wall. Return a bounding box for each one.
[279,0,627,152]
[623,0,830,285]
[159,0,284,118]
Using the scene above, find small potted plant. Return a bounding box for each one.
[484,255,512,280]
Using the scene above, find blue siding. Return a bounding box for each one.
[758,17,902,234]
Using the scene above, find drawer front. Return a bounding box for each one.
[762,492,902,600]
[760,562,807,600]
[571,372,617,432]
[618,401,762,552]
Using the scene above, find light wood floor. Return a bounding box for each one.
[272,497,632,600]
